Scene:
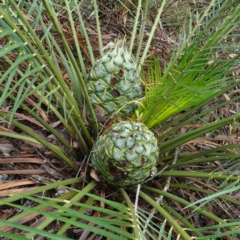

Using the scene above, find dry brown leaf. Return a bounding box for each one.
[0,180,36,191]
[41,164,63,179]
[0,144,15,156]
[0,174,8,183]
[1,107,49,126]
[49,120,61,128]
[0,158,44,164]
[55,186,69,196]
[234,192,240,201]
[0,169,46,175]
[90,169,100,182]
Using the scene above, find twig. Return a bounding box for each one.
[134,184,141,213]
[134,165,169,213]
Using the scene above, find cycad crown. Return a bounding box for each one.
[88,43,142,117]
[91,121,158,187]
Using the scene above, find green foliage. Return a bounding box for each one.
[0,0,240,239]
[0,180,135,239]
[137,2,240,128]
[0,0,97,156]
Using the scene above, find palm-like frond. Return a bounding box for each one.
[0,180,137,239]
[0,0,97,155]
[0,0,240,239]
[1,171,239,239]
[137,0,240,128]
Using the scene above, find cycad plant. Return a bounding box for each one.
[0,0,240,239]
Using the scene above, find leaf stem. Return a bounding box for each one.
[92,0,103,55]
[139,190,192,240]
[41,0,98,138]
[120,188,141,239]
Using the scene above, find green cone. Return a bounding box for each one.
[88,44,142,117]
[91,121,158,187]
